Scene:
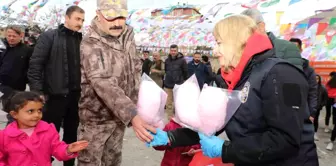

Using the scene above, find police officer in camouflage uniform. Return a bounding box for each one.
[78,0,156,165]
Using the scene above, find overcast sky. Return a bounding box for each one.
[127,0,221,10]
[1,0,223,10]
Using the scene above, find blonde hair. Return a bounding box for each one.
[213,15,257,70]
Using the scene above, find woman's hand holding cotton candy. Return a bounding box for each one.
[198,133,224,158]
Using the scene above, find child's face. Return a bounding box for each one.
[10,101,43,129]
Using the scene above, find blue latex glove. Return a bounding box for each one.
[146,128,169,147]
[198,133,224,158]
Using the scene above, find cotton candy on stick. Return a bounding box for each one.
[137,75,166,129]
[198,85,228,136]
[174,75,202,130]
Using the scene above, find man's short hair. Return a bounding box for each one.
[241,9,264,23]
[289,38,302,50]
[194,52,201,55]
[6,25,23,35]
[66,6,85,17]
[202,55,209,62]
[143,50,149,54]
[170,44,178,49]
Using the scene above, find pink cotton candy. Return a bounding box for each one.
[174,75,202,130]
[155,120,165,129]
[137,75,166,129]
[198,85,228,136]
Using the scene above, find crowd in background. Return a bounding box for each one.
[1,3,336,165]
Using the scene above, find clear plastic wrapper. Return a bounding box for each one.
[0,40,6,52]
[137,74,167,129]
[173,75,242,136]
[173,74,202,130]
[198,84,242,136]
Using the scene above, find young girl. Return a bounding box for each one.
[0,91,88,165]
[152,118,200,166]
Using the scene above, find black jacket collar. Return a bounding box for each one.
[58,24,82,39]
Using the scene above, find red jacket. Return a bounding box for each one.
[326,85,336,98]
[154,119,201,166]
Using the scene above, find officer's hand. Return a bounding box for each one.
[198,133,224,158]
[131,115,156,143]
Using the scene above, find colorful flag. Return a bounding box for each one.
[28,0,39,8]
[316,23,329,35]
[289,0,301,6]
[307,18,323,29]
[276,11,284,25]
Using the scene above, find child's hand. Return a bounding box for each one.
[67,140,89,153]
[186,148,196,156]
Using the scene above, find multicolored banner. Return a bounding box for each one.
[1,0,336,60]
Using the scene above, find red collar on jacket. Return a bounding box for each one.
[5,121,50,138]
[220,32,273,90]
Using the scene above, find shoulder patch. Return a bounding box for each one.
[240,81,250,103]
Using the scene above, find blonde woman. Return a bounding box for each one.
[147,15,318,166]
[149,51,165,87]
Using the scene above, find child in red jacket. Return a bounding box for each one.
[153,118,200,166]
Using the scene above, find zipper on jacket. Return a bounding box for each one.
[100,54,105,69]
[273,78,278,95]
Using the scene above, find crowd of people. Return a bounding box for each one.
[0,0,335,165]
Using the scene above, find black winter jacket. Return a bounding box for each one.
[28,24,82,95]
[164,53,188,88]
[0,39,32,91]
[302,58,318,117]
[316,75,328,110]
[141,58,152,76]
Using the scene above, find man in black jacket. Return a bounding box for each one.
[242,9,303,70]
[290,38,318,124]
[187,52,210,89]
[164,44,188,119]
[0,25,33,124]
[28,6,85,166]
[141,50,152,75]
[201,55,214,84]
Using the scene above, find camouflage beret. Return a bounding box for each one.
[97,0,128,20]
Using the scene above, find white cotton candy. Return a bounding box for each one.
[174,75,202,129]
[137,74,167,129]
[198,85,229,136]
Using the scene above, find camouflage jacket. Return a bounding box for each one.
[79,19,141,125]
